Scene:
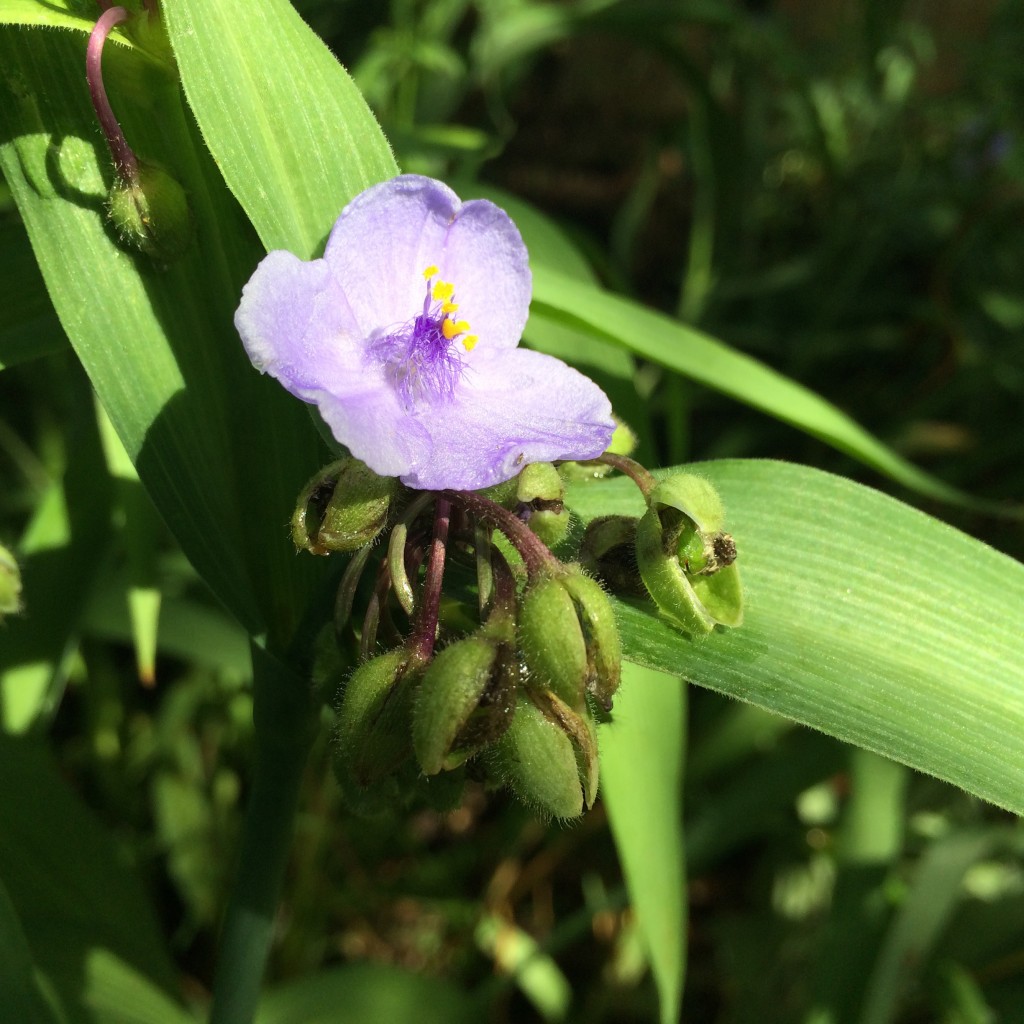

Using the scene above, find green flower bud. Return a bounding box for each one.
[293,457,397,555]
[537,689,600,810]
[0,544,22,620]
[608,419,639,458]
[108,160,192,262]
[559,417,638,481]
[518,568,621,711]
[334,648,418,791]
[579,515,644,595]
[413,625,517,775]
[635,474,743,635]
[492,694,584,819]
[516,462,569,547]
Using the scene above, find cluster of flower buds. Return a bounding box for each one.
[296,445,741,820]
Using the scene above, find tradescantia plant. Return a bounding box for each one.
[2,3,1024,1024]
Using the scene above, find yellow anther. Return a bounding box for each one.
[441,301,459,313]
[432,280,455,301]
[442,318,457,340]
[462,335,479,352]
[422,264,439,279]
[453,320,471,335]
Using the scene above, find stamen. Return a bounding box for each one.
[368,267,478,406]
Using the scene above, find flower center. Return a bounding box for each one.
[370,265,479,408]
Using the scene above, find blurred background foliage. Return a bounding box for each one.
[2,0,1024,1021]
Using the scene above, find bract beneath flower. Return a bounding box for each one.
[235,175,615,490]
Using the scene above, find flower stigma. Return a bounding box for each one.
[369,265,480,408]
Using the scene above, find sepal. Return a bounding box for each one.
[635,474,743,635]
[292,457,397,555]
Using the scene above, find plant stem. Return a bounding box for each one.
[442,489,559,578]
[410,496,450,661]
[86,6,140,182]
[586,453,657,499]
[209,642,315,1024]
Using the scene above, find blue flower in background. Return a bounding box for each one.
[235,175,614,490]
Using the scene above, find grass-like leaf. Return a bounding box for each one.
[538,266,1005,511]
[601,664,687,1024]
[0,27,325,644]
[163,0,398,259]
[568,460,1024,814]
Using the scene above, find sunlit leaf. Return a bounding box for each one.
[568,459,1024,814]
[163,0,398,259]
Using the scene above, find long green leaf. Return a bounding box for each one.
[567,460,1024,814]
[601,664,687,1024]
[0,26,324,643]
[0,0,93,33]
[538,267,1005,510]
[0,217,67,371]
[163,0,398,260]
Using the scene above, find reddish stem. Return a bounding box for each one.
[410,497,451,662]
[86,6,139,182]
[441,489,559,579]
[585,452,656,499]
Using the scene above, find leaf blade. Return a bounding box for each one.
[601,664,687,1024]
[538,267,1005,511]
[163,0,398,259]
[568,460,1024,814]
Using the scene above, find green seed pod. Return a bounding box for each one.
[108,160,192,262]
[292,457,397,555]
[413,627,517,775]
[492,694,584,819]
[635,474,743,635]
[0,543,22,620]
[579,515,644,595]
[518,568,621,711]
[334,648,418,791]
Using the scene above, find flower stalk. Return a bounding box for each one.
[441,489,560,578]
[86,6,138,183]
[409,497,451,662]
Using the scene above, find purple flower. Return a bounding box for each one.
[235,175,614,490]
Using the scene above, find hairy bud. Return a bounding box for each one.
[492,694,584,819]
[108,160,192,262]
[334,648,419,794]
[518,568,621,711]
[413,622,517,775]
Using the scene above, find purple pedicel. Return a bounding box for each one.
[235,175,614,490]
